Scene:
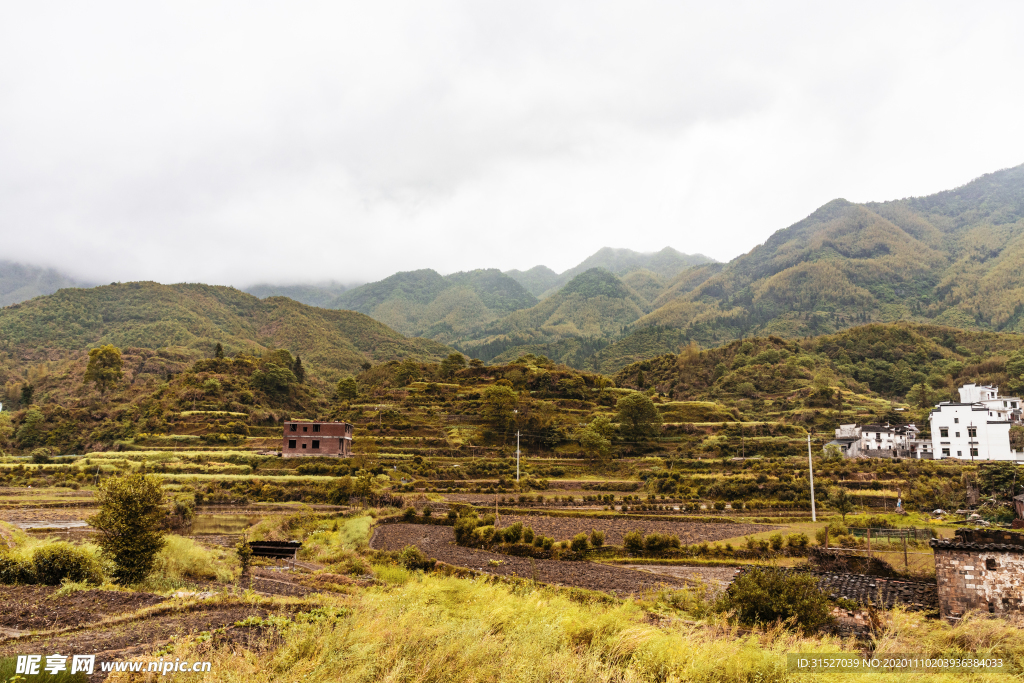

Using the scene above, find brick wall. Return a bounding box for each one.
[934,548,1024,619]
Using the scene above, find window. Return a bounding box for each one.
[301,443,307,449]
[957,450,962,457]
[312,440,320,449]
[288,439,296,448]
[303,426,308,432]
[313,424,320,432]
[1013,402,1018,409]
[970,448,979,458]
[940,428,948,438]
[968,427,977,438]
[954,418,959,424]
[290,424,297,432]
[955,432,960,438]
[942,448,950,457]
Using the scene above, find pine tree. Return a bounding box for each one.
[293,356,305,384]
[214,342,224,359]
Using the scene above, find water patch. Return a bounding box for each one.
[15,520,88,530]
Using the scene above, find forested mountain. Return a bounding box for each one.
[630,164,1024,352]
[245,281,350,308]
[0,261,94,307]
[456,268,650,366]
[328,268,537,343]
[0,282,451,382]
[505,247,717,298]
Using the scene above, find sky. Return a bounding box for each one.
[2,2,1024,288]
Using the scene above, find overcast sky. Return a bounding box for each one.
[2,2,1023,288]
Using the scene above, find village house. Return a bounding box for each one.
[282,420,353,457]
[930,529,1024,621]
[831,423,932,459]
[929,384,1024,462]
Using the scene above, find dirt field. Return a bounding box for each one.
[371,523,700,597]
[0,585,165,632]
[490,515,777,545]
[626,565,742,593]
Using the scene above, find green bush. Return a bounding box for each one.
[402,507,417,521]
[769,533,784,551]
[502,522,524,544]
[716,568,834,631]
[522,527,535,544]
[815,520,849,546]
[398,545,433,571]
[713,501,726,511]
[0,551,36,584]
[421,505,432,518]
[570,533,589,553]
[590,529,604,548]
[88,473,166,585]
[623,530,644,554]
[32,542,103,585]
[787,533,809,550]
[643,533,680,554]
[454,515,479,545]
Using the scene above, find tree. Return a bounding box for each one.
[336,376,359,400]
[214,342,224,359]
[575,423,611,460]
[15,408,45,448]
[20,384,33,406]
[250,363,296,397]
[84,345,123,395]
[292,356,306,384]
[88,474,166,585]
[439,353,466,379]
[483,384,518,434]
[828,487,855,522]
[616,392,663,440]
[395,359,421,386]
[906,383,935,409]
[820,444,844,463]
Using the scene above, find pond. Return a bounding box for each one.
[190,513,267,535]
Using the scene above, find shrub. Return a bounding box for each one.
[522,527,535,544]
[589,529,604,548]
[713,501,726,511]
[623,530,644,554]
[0,551,36,584]
[814,520,849,546]
[503,522,524,544]
[769,533,784,551]
[398,545,433,571]
[454,516,479,545]
[421,505,432,518]
[643,533,680,554]
[446,510,458,522]
[787,533,809,550]
[32,542,103,585]
[717,567,834,631]
[570,533,589,553]
[88,474,166,585]
[402,507,417,521]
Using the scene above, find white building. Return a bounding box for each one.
[832,423,932,458]
[958,383,1023,424]
[930,384,1024,462]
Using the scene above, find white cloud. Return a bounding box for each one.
[1,1,1022,286]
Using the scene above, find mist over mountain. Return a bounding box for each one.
[0,261,95,307]
[244,282,353,308]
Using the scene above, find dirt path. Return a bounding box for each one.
[371,523,697,597]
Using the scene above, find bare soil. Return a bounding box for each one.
[371,524,696,597]
[626,565,741,594]
[0,585,165,631]
[490,515,776,545]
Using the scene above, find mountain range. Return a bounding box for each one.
[2,163,1024,374]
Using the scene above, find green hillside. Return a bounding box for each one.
[634,164,1024,348]
[458,269,650,364]
[0,281,451,381]
[507,247,717,299]
[614,323,1024,413]
[245,281,349,308]
[620,269,666,304]
[329,268,537,343]
[0,261,94,307]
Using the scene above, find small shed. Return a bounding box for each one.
[930,529,1024,620]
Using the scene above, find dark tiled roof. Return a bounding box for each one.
[930,539,1024,553]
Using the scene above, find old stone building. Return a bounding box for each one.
[930,529,1024,620]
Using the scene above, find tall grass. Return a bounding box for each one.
[149,535,237,584]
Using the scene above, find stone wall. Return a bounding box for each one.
[932,547,1024,619]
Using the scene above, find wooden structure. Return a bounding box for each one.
[247,540,302,560]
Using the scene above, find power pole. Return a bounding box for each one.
[808,432,817,522]
[516,429,521,482]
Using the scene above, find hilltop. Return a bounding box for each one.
[0,281,451,381]
[328,268,537,343]
[245,281,351,308]
[506,246,717,298]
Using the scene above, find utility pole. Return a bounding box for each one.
[513,409,520,482]
[808,432,817,522]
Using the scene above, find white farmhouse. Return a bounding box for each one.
[831,423,932,458]
[930,384,1024,462]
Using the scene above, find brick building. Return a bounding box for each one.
[930,529,1024,620]
[282,420,353,457]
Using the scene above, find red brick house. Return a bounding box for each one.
[282,420,353,457]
